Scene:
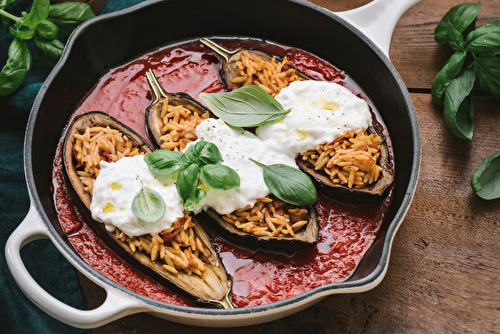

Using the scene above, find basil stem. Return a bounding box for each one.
[471,152,500,200]
[199,85,291,127]
[250,159,317,206]
[131,187,166,223]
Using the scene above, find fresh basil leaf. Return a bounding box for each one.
[465,25,500,57]
[443,69,475,140]
[36,19,59,40]
[9,26,35,39]
[144,149,184,175]
[446,23,465,52]
[435,3,482,45]
[0,38,31,96]
[200,164,240,190]
[431,51,467,106]
[131,187,166,223]
[199,85,291,127]
[250,159,316,206]
[184,141,222,166]
[482,18,500,28]
[22,0,50,29]
[33,35,64,66]
[176,164,200,201]
[474,57,500,99]
[47,2,94,35]
[183,188,207,211]
[471,152,500,200]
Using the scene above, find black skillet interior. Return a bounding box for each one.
[26,0,419,310]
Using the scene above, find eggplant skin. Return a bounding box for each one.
[63,111,154,208]
[199,206,319,256]
[296,124,394,205]
[62,111,233,307]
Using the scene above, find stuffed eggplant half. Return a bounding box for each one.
[63,111,233,308]
[199,38,311,96]
[200,39,394,205]
[145,69,211,152]
[296,123,394,204]
[144,72,320,255]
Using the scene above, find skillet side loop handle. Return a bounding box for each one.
[5,205,147,329]
[334,0,422,56]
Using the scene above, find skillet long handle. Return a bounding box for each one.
[5,205,148,328]
[334,0,422,56]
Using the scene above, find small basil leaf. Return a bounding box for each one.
[199,85,291,127]
[443,69,475,140]
[131,187,166,223]
[33,35,64,66]
[144,149,184,175]
[47,2,95,35]
[185,141,222,166]
[35,19,59,40]
[176,164,200,201]
[435,3,482,45]
[474,57,500,99]
[183,188,207,211]
[250,159,316,206]
[9,27,35,40]
[200,164,240,190]
[0,38,32,96]
[465,25,500,57]
[431,51,467,106]
[22,0,50,29]
[471,152,500,200]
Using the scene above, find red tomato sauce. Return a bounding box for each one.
[52,38,393,308]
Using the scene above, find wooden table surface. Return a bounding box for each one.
[79,0,500,332]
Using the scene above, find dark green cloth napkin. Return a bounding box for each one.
[0,0,146,332]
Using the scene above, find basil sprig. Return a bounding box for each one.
[199,85,291,127]
[250,159,317,206]
[432,3,500,199]
[131,187,166,223]
[0,0,94,96]
[144,141,240,211]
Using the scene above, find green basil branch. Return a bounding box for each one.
[0,0,95,96]
[432,3,500,200]
[144,141,241,212]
